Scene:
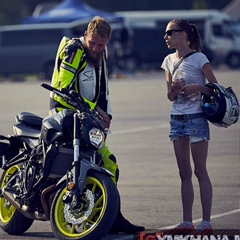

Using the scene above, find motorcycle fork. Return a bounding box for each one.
[66,113,98,204]
[70,113,81,199]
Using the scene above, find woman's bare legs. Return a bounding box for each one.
[173,137,193,222]
[173,138,212,223]
[191,140,212,222]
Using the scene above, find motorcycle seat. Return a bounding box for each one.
[15,112,43,128]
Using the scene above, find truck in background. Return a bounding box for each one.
[114,10,240,71]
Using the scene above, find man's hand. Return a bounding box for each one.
[95,106,111,129]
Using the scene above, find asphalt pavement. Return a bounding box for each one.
[0,68,239,240]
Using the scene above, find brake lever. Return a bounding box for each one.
[69,90,90,112]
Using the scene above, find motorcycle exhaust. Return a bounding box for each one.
[2,190,48,221]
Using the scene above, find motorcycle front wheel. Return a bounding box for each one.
[50,171,120,240]
[0,165,34,235]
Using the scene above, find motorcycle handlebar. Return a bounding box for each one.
[41,83,88,112]
[41,82,72,101]
[41,83,105,130]
[41,83,69,95]
[41,83,55,92]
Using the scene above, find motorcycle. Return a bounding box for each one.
[0,83,120,240]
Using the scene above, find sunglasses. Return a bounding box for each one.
[165,29,184,36]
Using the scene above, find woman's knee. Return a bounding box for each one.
[179,169,192,181]
[194,168,209,180]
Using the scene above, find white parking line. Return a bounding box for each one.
[100,210,240,239]
[158,209,240,229]
[111,124,169,135]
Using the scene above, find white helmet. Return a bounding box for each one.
[201,83,239,128]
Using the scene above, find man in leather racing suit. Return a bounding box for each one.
[49,16,144,234]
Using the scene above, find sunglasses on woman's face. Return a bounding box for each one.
[164,29,184,36]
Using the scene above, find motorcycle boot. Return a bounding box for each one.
[99,144,145,234]
[108,209,145,234]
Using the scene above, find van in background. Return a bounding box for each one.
[115,10,240,70]
[0,23,78,79]
[0,19,124,79]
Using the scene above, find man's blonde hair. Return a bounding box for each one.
[87,16,112,40]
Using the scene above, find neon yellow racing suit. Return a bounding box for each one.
[49,36,119,184]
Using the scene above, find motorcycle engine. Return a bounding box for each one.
[23,145,44,198]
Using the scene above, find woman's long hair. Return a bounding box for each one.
[170,19,203,52]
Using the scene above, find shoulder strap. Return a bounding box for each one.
[172,51,196,76]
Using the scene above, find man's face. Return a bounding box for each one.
[84,31,109,66]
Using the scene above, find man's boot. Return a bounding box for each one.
[108,209,145,234]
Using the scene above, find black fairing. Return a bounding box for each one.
[40,109,75,145]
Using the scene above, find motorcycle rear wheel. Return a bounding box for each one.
[0,165,34,235]
[50,171,120,240]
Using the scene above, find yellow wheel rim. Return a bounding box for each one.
[0,166,18,223]
[54,176,107,237]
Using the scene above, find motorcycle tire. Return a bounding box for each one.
[0,165,34,235]
[50,171,120,240]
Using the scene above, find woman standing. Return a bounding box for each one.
[161,19,218,234]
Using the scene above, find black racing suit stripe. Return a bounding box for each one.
[96,62,107,112]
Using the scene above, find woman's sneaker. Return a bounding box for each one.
[172,222,195,234]
[195,222,213,235]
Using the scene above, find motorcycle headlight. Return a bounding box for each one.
[89,128,105,149]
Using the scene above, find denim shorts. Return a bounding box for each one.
[169,116,210,143]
